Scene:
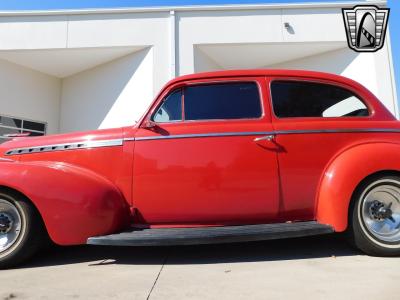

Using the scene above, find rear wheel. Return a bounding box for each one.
[0,192,46,268]
[348,176,400,256]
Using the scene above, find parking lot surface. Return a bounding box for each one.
[1,234,399,300]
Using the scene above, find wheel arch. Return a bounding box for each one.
[0,161,131,245]
[347,169,400,215]
[316,143,400,232]
[0,185,48,232]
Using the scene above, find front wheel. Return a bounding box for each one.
[0,192,46,268]
[348,176,400,256]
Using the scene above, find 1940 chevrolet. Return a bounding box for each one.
[1,69,400,268]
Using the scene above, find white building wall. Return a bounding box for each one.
[177,9,283,75]
[177,7,346,75]
[193,47,223,73]
[0,58,61,134]
[60,48,153,132]
[374,35,399,116]
[281,8,345,42]
[67,12,171,96]
[0,15,68,49]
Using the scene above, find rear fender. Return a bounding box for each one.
[316,143,400,232]
[0,160,130,245]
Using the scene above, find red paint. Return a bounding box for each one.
[0,69,398,245]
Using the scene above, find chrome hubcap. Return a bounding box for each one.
[0,199,22,253]
[362,181,400,243]
[0,213,13,233]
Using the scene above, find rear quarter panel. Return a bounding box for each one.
[316,141,400,231]
[267,74,400,229]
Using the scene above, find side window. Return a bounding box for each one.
[271,81,369,118]
[184,82,262,121]
[152,89,182,123]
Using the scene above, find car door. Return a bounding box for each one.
[132,77,280,225]
[267,77,374,221]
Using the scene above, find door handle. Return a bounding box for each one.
[254,135,275,142]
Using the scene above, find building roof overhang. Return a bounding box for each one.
[0,0,387,17]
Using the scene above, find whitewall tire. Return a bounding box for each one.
[348,175,400,256]
[0,192,46,268]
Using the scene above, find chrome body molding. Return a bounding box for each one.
[131,128,400,142]
[0,157,14,162]
[275,128,400,135]
[133,131,271,141]
[4,128,400,155]
[123,137,136,142]
[5,139,123,156]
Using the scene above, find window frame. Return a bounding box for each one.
[150,79,265,125]
[268,78,374,121]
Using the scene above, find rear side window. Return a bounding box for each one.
[184,82,262,121]
[271,81,369,118]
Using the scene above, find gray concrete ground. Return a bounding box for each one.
[0,234,399,300]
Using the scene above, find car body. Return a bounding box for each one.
[1,69,400,267]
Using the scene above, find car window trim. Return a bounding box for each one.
[152,79,266,125]
[268,78,372,120]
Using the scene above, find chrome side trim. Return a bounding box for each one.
[0,157,14,162]
[124,137,136,142]
[276,128,400,135]
[6,128,400,155]
[5,139,123,156]
[134,131,272,141]
[132,128,400,142]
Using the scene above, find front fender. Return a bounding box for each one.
[316,143,400,232]
[0,160,130,245]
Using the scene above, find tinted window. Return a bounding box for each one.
[184,82,262,121]
[271,81,369,118]
[0,116,22,128]
[23,120,46,132]
[152,89,182,122]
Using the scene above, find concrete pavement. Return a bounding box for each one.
[0,234,399,300]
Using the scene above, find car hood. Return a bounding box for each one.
[0,127,124,157]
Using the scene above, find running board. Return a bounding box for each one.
[87,221,334,246]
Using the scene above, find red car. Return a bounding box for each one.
[1,69,400,267]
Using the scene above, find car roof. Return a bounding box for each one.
[169,69,358,86]
[157,69,395,122]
